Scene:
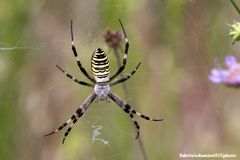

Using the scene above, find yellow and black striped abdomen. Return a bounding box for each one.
[91,48,110,83]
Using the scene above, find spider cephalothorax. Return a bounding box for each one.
[44,19,163,144]
[94,84,110,100]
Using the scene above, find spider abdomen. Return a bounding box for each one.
[91,48,110,83]
[94,84,110,100]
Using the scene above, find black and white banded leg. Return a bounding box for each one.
[62,115,79,144]
[129,113,140,139]
[71,20,96,83]
[109,19,129,81]
[110,62,141,86]
[108,92,163,138]
[56,65,94,87]
[44,92,96,144]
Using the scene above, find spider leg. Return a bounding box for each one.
[108,92,163,121]
[109,19,129,81]
[62,116,79,144]
[109,92,141,139]
[71,20,96,83]
[130,113,140,139]
[44,92,96,144]
[110,62,141,86]
[43,114,75,137]
[56,65,94,87]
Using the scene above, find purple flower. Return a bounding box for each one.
[209,55,240,86]
[225,55,237,68]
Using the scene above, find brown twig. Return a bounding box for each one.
[103,29,148,160]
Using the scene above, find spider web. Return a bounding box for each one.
[0,0,239,160]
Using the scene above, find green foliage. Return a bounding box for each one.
[0,0,30,160]
[229,21,240,44]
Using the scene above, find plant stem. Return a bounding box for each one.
[113,47,148,160]
[230,0,240,15]
[113,48,129,99]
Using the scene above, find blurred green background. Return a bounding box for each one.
[0,0,240,159]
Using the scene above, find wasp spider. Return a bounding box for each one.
[44,20,163,144]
